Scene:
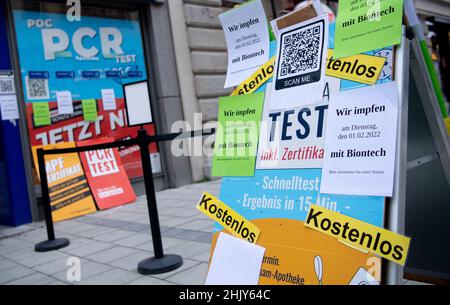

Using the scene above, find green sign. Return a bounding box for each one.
[33,102,51,126]
[212,92,264,177]
[333,0,403,58]
[82,99,98,122]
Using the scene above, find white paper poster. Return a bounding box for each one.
[270,13,328,110]
[219,0,270,88]
[0,95,20,121]
[56,91,74,115]
[101,88,117,110]
[320,82,399,197]
[257,83,328,169]
[205,233,266,285]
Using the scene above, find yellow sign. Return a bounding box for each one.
[304,205,410,266]
[32,142,97,222]
[196,192,261,243]
[326,49,386,85]
[231,56,275,96]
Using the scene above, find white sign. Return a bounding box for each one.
[0,95,20,121]
[124,81,153,126]
[85,148,119,177]
[56,90,74,114]
[257,83,328,169]
[320,82,399,197]
[205,233,266,285]
[101,88,117,110]
[219,0,270,88]
[270,14,328,110]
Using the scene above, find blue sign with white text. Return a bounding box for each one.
[13,10,147,102]
[219,169,384,230]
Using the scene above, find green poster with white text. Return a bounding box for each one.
[333,0,403,58]
[212,93,264,177]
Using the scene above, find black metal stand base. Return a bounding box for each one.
[35,238,70,252]
[138,254,183,275]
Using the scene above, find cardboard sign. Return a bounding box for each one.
[333,0,403,58]
[219,0,270,88]
[270,13,329,110]
[197,192,261,243]
[212,92,264,177]
[78,137,136,210]
[326,49,386,85]
[304,205,410,266]
[217,169,384,285]
[32,142,97,222]
[320,82,399,197]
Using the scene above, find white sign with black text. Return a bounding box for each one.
[56,91,74,115]
[219,0,270,88]
[101,89,117,111]
[320,82,399,197]
[0,95,20,121]
[257,83,328,169]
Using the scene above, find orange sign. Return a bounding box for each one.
[32,142,97,222]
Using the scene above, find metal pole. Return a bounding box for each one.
[38,148,55,241]
[137,128,183,274]
[34,148,70,252]
[137,128,164,258]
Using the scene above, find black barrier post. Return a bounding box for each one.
[136,128,183,274]
[34,148,70,252]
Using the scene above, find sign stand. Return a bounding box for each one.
[34,148,70,252]
[402,32,450,283]
[33,129,215,275]
[136,127,183,274]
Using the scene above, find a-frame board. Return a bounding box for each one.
[377,26,450,285]
[402,31,450,284]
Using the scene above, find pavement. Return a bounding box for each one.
[0,179,221,285]
[0,179,428,285]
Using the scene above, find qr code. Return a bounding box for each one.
[0,78,15,94]
[26,76,49,100]
[278,22,323,79]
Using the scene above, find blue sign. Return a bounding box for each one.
[219,169,384,231]
[13,10,148,102]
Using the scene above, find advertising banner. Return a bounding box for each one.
[78,137,136,210]
[215,169,385,284]
[12,9,159,178]
[26,100,157,179]
[32,142,97,222]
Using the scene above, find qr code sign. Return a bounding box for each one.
[278,23,323,79]
[0,78,15,94]
[26,76,49,100]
